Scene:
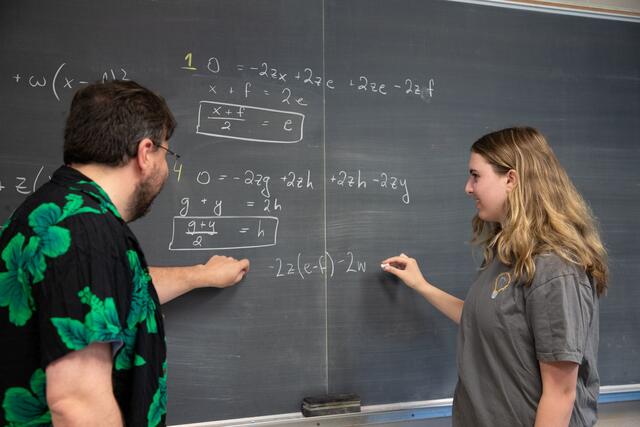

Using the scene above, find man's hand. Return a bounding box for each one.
[199,255,250,288]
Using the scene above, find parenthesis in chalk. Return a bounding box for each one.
[51,62,66,102]
[325,251,335,278]
[297,252,305,280]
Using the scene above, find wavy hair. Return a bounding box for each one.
[64,80,176,166]
[470,127,608,296]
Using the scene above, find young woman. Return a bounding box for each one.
[382,127,607,427]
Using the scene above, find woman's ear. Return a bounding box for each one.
[506,169,518,192]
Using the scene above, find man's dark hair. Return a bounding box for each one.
[63,80,177,166]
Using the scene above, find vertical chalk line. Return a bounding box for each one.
[321,0,329,395]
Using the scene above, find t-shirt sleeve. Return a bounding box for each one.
[526,273,595,364]
[36,213,131,368]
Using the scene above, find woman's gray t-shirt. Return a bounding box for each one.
[453,253,599,427]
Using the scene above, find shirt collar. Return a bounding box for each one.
[50,165,123,221]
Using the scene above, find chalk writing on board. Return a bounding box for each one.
[12,55,435,106]
[11,62,129,101]
[170,159,184,183]
[190,168,316,197]
[351,75,435,99]
[268,251,366,279]
[196,101,305,143]
[180,53,221,73]
[279,170,314,190]
[178,195,283,217]
[178,169,317,220]
[169,215,279,250]
[177,198,224,217]
[181,53,435,102]
[198,81,309,106]
[237,63,435,99]
[329,170,410,204]
[242,169,273,198]
[0,165,48,195]
[241,62,336,90]
[182,166,408,218]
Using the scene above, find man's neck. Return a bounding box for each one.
[68,162,137,222]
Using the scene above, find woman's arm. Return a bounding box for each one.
[534,360,578,427]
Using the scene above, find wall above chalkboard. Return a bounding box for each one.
[1,0,638,424]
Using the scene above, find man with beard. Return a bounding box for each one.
[0,80,250,427]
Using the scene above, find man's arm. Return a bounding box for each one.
[149,255,250,304]
[534,360,579,427]
[46,342,123,427]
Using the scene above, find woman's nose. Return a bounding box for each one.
[464,178,473,195]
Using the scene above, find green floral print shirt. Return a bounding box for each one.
[0,166,167,427]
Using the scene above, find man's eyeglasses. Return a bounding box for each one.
[153,143,181,159]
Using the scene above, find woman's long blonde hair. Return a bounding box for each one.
[470,127,608,296]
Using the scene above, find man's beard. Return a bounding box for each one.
[128,172,165,222]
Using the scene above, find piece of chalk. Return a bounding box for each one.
[381,263,389,269]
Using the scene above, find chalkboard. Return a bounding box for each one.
[1,0,639,424]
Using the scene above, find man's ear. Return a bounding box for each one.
[135,138,156,173]
[505,169,518,192]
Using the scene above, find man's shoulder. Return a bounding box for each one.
[17,180,114,222]
[2,180,125,255]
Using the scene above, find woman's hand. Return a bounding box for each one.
[381,253,464,324]
[381,253,429,291]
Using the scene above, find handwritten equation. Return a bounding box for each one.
[7,52,425,256]
[197,101,304,143]
[179,167,409,212]
[236,60,435,100]
[9,52,437,106]
[268,251,367,280]
[328,170,410,204]
[176,168,315,216]
[169,216,278,250]
[170,165,411,252]
[180,53,436,103]
[10,62,129,101]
